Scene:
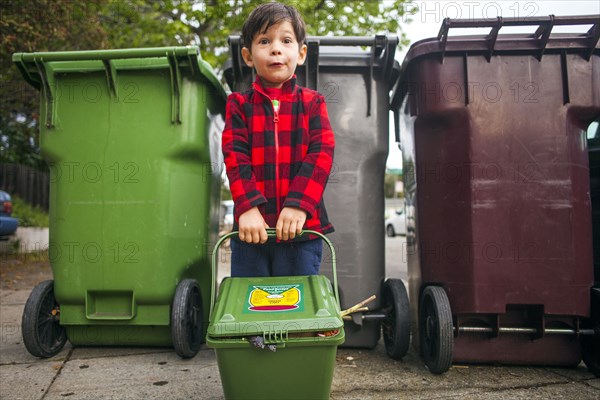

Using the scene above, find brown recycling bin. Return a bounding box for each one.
[391,15,600,374]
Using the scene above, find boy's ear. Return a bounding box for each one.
[296,44,308,66]
[241,47,254,68]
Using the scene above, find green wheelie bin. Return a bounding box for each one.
[13,46,226,358]
[207,230,345,400]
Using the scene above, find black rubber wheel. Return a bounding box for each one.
[171,279,203,358]
[21,280,67,358]
[582,288,600,377]
[582,335,600,377]
[382,279,411,359]
[419,286,453,374]
[386,225,396,237]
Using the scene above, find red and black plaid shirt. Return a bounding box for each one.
[222,75,335,235]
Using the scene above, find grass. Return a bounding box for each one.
[11,196,49,227]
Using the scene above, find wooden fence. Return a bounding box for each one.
[0,163,49,210]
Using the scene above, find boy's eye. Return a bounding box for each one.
[258,38,269,45]
[284,38,294,44]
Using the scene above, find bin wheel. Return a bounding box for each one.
[582,288,600,377]
[419,286,453,374]
[382,279,411,359]
[171,279,203,358]
[21,280,67,358]
[582,335,600,377]
[386,225,396,237]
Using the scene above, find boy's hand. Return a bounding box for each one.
[238,207,269,244]
[276,207,307,241]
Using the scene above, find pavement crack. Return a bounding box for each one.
[334,379,579,399]
[582,378,600,389]
[547,368,598,384]
[421,380,584,399]
[40,347,74,400]
[491,380,578,392]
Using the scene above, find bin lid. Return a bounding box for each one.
[12,46,226,127]
[208,275,343,338]
[225,35,399,95]
[13,46,226,101]
[391,15,599,109]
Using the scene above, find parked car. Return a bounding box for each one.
[0,190,19,240]
[385,208,406,237]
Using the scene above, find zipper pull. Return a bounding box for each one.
[272,99,280,122]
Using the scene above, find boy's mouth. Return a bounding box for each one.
[269,62,284,67]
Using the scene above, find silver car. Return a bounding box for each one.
[385,208,406,237]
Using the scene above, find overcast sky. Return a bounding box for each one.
[387,0,600,169]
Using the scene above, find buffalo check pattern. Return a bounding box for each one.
[222,75,335,235]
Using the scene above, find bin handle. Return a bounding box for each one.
[437,14,600,62]
[209,229,339,320]
[12,46,200,63]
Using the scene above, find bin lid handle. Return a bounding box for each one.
[436,14,600,62]
[209,229,340,321]
[12,46,200,63]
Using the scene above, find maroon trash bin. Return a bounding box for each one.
[391,15,600,374]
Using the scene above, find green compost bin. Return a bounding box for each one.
[14,47,226,358]
[207,275,345,400]
[207,231,345,400]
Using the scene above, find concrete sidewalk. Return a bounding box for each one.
[1,286,599,400]
[1,237,599,399]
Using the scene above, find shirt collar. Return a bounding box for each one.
[252,74,297,98]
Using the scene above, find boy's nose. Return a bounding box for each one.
[270,42,282,55]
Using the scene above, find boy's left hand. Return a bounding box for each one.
[276,207,307,241]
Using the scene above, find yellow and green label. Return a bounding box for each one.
[244,284,304,313]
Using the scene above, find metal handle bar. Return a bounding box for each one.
[209,228,341,318]
[210,229,339,320]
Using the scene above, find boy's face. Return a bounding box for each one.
[241,20,307,89]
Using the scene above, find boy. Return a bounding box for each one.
[222,1,335,277]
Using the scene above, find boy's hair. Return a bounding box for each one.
[241,2,306,50]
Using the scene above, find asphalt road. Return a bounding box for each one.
[0,236,598,399]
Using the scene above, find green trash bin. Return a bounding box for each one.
[13,47,226,358]
[207,230,345,400]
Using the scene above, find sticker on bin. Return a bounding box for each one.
[244,284,304,313]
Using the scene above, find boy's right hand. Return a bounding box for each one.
[238,207,269,244]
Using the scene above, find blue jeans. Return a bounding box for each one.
[230,238,323,277]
